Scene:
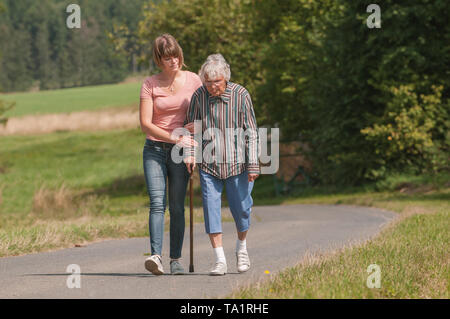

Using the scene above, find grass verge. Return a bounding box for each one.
[230,187,449,298]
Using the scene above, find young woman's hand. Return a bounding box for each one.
[176,135,198,148]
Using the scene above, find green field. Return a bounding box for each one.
[1,128,145,216]
[0,128,224,256]
[0,82,142,117]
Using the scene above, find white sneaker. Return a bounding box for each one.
[209,262,227,276]
[236,250,251,273]
[145,255,164,275]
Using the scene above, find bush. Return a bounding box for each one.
[361,85,449,178]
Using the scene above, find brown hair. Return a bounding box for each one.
[152,34,185,69]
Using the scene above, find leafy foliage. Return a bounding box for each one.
[135,0,263,102]
[253,0,449,185]
[128,0,449,185]
[361,85,450,177]
[1,0,448,186]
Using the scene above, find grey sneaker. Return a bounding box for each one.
[236,250,251,273]
[145,255,164,275]
[170,260,185,275]
[209,262,227,276]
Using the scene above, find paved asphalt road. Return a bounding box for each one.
[0,204,395,299]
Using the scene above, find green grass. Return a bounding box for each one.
[0,128,151,256]
[0,128,228,256]
[230,187,450,298]
[0,128,146,216]
[227,169,450,298]
[0,82,141,117]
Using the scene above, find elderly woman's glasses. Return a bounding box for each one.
[205,78,225,87]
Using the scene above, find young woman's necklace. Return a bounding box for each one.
[164,71,182,93]
[167,76,176,93]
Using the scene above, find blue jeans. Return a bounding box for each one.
[143,139,189,259]
[199,169,254,234]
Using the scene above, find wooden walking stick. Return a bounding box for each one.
[189,170,194,273]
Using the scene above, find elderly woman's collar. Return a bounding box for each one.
[221,82,232,100]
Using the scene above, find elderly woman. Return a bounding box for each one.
[140,34,202,275]
[184,54,259,275]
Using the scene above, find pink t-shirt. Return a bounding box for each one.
[140,71,203,142]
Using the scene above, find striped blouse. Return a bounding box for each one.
[185,81,260,179]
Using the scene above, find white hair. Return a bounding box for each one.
[198,53,231,83]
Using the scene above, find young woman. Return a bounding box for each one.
[140,34,202,275]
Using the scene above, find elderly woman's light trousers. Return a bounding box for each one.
[199,168,254,234]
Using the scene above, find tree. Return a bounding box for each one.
[0,1,15,124]
[0,0,144,92]
[135,0,262,100]
[308,0,450,184]
[253,0,449,185]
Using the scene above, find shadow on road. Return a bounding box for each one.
[23,272,242,277]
